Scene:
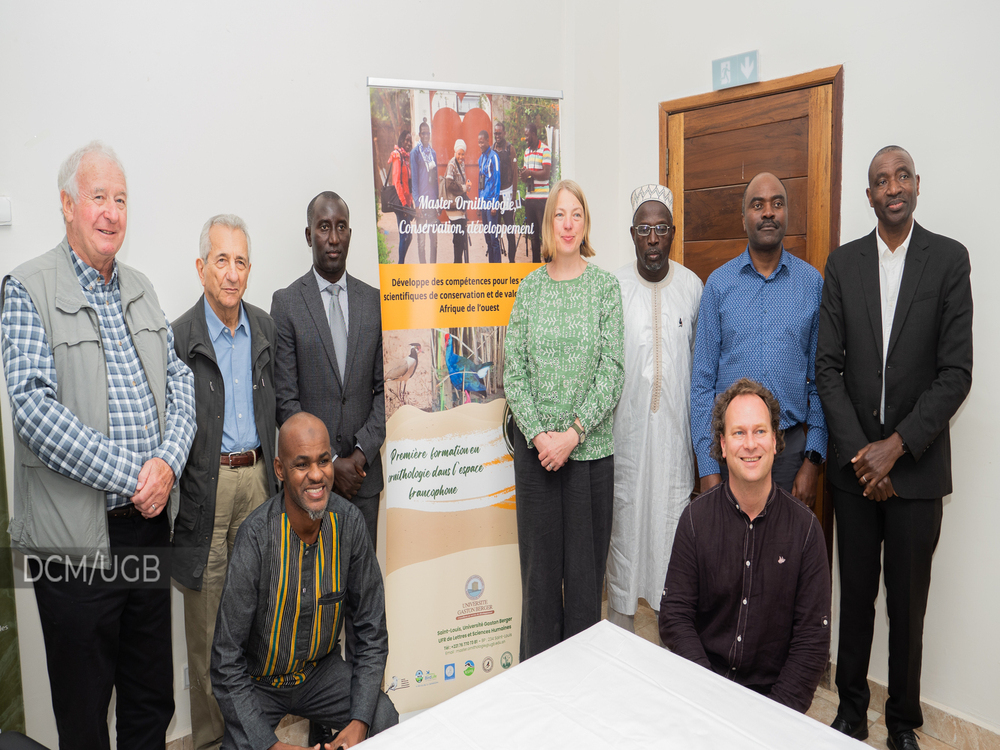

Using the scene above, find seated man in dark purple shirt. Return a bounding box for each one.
[659,378,831,713]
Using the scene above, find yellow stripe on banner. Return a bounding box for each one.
[379,263,540,331]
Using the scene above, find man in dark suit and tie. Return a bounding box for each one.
[271,191,385,544]
[816,146,973,750]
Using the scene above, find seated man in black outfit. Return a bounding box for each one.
[659,378,831,713]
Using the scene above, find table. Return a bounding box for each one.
[364,620,863,749]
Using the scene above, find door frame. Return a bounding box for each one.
[659,64,844,272]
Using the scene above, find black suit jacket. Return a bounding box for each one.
[816,222,973,498]
[270,270,385,497]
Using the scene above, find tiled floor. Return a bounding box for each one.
[274,713,310,745]
[166,714,311,749]
[619,599,973,750]
[805,685,958,750]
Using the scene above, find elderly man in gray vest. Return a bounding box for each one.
[1,141,196,749]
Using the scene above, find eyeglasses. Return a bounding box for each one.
[634,224,674,236]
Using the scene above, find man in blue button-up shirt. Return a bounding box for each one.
[478,130,502,263]
[172,214,279,750]
[691,172,827,507]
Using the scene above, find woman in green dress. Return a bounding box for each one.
[504,179,625,660]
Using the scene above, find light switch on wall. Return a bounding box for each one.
[0,197,11,225]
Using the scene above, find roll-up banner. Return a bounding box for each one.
[369,79,560,712]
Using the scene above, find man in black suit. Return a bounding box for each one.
[816,146,973,750]
[270,192,385,544]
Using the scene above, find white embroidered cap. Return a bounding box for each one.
[630,184,674,220]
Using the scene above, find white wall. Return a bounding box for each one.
[613,0,1000,733]
[1,0,997,743]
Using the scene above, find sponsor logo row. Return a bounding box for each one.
[393,651,513,691]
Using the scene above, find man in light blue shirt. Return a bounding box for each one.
[478,129,502,263]
[172,214,278,750]
[690,172,826,507]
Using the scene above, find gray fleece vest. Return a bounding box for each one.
[5,238,172,567]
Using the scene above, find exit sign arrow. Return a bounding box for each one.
[713,51,761,91]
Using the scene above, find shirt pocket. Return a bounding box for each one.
[318,588,346,606]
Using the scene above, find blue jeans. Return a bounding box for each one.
[396,212,413,263]
[483,209,502,263]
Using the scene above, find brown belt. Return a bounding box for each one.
[221,446,263,468]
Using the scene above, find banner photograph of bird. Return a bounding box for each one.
[444,331,492,393]
[385,342,423,405]
[437,329,505,406]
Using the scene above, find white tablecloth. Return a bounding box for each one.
[364,620,862,749]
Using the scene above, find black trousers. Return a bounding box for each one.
[833,487,942,733]
[499,204,516,262]
[451,218,468,263]
[512,423,614,661]
[524,199,544,264]
[483,210,502,263]
[30,513,173,750]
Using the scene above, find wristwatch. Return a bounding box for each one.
[805,450,824,466]
[570,422,586,445]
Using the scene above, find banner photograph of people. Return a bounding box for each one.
[370,82,560,712]
[370,86,560,266]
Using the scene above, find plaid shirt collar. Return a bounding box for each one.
[68,244,119,293]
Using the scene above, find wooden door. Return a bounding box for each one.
[659,65,844,559]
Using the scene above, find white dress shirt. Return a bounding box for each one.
[876,221,914,423]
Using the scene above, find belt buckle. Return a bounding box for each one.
[226,450,257,468]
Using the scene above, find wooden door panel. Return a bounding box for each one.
[684,236,807,284]
[684,177,808,242]
[685,118,809,190]
[683,88,809,138]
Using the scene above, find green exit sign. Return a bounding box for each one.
[713,51,760,91]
